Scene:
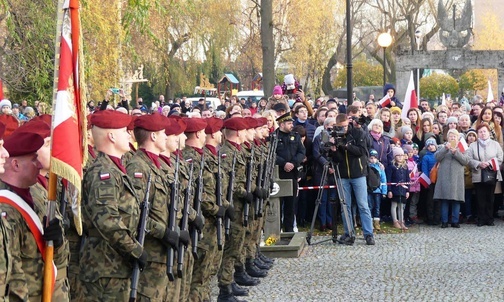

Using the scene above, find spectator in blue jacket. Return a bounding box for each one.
[421,138,439,225]
[368,149,387,231]
[294,104,316,141]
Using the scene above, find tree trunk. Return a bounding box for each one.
[261,0,274,98]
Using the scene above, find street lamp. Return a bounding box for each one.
[377,31,392,85]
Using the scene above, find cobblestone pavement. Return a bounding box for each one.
[212,222,504,301]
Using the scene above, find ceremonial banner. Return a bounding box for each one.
[401,71,418,119]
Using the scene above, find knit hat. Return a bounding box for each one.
[447,116,458,124]
[412,143,419,150]
[390,106,402,115]
[272,85,283,95]
[400,125,413,136]
[0,99,11,109]
[392,147,404,157]
[391,137,400,145]
[369,149,378,158]
[466,128,477,138]
[402,144,413,153]
[425,138,437,148]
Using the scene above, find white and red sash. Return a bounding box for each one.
[0,190,56,292]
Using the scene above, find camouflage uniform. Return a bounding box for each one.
[79,152,143,301]
[126,150,170,302]
[188,146,229,302]
[30,181,71,302]
[218,140,252,287]
[164,152,197,302]
[0,180,67,301]
[0,214,10,301]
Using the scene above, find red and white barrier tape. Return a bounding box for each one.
[297,182,414,191]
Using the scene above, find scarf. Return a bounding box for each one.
[370,131,381,141]
[383,121,391,133]
[478,137,491,146]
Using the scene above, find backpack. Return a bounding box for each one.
[367,165,381,193]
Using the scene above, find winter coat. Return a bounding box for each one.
[369,133,393,167]
[386,161,410,198]
[433,145,469,202]
[467,139,504,183]
[369,161,387,195]
[294,119,317,142]
[382,83,403,109]
[407,158,421,193]
[421,150,437,176]
[329,126,368,179]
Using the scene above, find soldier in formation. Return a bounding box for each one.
[0,110,277,302]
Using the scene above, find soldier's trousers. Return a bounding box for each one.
[189,217,225,302]
[218,202,246,286]
[79,277,130,301]
[68,235,81,302]
[165,245,193,302]
[138,261,169,302]
[53,272,70,302]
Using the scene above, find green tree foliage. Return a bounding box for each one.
[458,70,487,97]
[420,73,459,101]
[333,60,383,88]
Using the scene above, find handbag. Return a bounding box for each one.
[478,144,497,185]
[429,162,439,183]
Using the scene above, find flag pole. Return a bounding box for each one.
[43,0,65,300]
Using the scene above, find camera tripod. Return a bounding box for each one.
[306,162,355,245]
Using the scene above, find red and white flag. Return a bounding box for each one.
[401,71,418,119]
[419,172,431,188]
[409,164,418,180]
[50,0,87,235]
[489,158,499,171]
[378,95,391,107]
[457,138,468,153]
[0,79,4,100]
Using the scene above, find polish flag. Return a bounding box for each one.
[489,158,499,171]
[401,71,418,119]
[378,95,391,107]
[409,164,417,180]
[457,138,468,153]
[419,172,431,188]
[487,80,494,103]
[441,93,446,106]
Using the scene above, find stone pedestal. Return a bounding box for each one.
[263,167,292,240]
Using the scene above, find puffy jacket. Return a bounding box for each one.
[382,83,403,109]
[369,133,393,167]
[421,150,437,176]
[369,161,387,195]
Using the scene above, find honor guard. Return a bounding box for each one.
[79,110,147,301]
[0,127,64,301]
[126,113,174,301]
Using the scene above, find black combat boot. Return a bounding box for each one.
[245,258,268,278]
[257,250,274,264]
[217,284,248,302]
[234,265,260,286]
[253,257,272,270]
[231,281,249,296]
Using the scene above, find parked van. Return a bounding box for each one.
[185,97,222,109]
[236,90,264,103]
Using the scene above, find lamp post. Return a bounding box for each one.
[377,32,392,86]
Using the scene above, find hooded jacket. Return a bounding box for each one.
[383,83,403,109]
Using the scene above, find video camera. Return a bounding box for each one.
[321,126,346,151]
[350,115,369,126]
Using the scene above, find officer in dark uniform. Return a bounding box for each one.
[275,112,306,232]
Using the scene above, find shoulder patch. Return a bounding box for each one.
[134,172,143,178]
[100,173,111,180]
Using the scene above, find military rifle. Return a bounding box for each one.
[177,159,194,278]
[191,152,205,259]
[224,151,237,239]
[254,146,265,219]
[166,150,180,281]
[243,145,254,227]
[216,150,224,251]
[258,133,278,216]
[130,173,152,302]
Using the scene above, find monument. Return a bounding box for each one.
[395,0,504,99]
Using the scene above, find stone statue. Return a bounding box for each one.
[437,0,473,49]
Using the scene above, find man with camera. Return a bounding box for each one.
[329,114,375,245]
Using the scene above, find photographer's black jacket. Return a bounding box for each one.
[275,129,306,179]
[330,126,368,179]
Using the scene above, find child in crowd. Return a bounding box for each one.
[404,144,421,224]
[391,137,402,148]
[463,129,477,223]
[386,147,410,230]
[421,138,439,225]
[412,143,420,164]
[368,149,387,231]
[400,126,414,145]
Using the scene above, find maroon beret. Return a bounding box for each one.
[17,120,51,138]
[205,117,224,134]
[223,117,248,131]
[0,122,5,140]
[4,132,44,157]
[30,114,52,127]
[244,117,258,129]
[0,115,19,138]
[134,114,168,132]
[254,117,267,127]
[184,118,207,133]
[91,110,132,129]
[165,119,183,136]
